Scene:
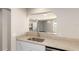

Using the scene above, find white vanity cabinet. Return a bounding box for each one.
[16,40,45,51]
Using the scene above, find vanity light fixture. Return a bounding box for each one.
[53,22,57,25]
[47,21,51,23]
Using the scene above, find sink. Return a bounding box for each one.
[27,37,44,42]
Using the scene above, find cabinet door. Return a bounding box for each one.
[16,40,23,51]
[16,40,45,51]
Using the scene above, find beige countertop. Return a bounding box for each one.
[16,32,79,51]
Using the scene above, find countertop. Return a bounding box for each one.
[16,32,79,51]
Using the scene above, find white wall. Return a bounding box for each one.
[51,8,79,39]
[11,8,28,50]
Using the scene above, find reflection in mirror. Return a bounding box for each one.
[29,20,37,32]
[29,8,57,34]
[38,20,53,32]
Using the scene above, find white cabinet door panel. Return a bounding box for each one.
[16,40,45,51]
[16,40,23,51]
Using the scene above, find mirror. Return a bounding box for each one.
[29,8,57,34]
